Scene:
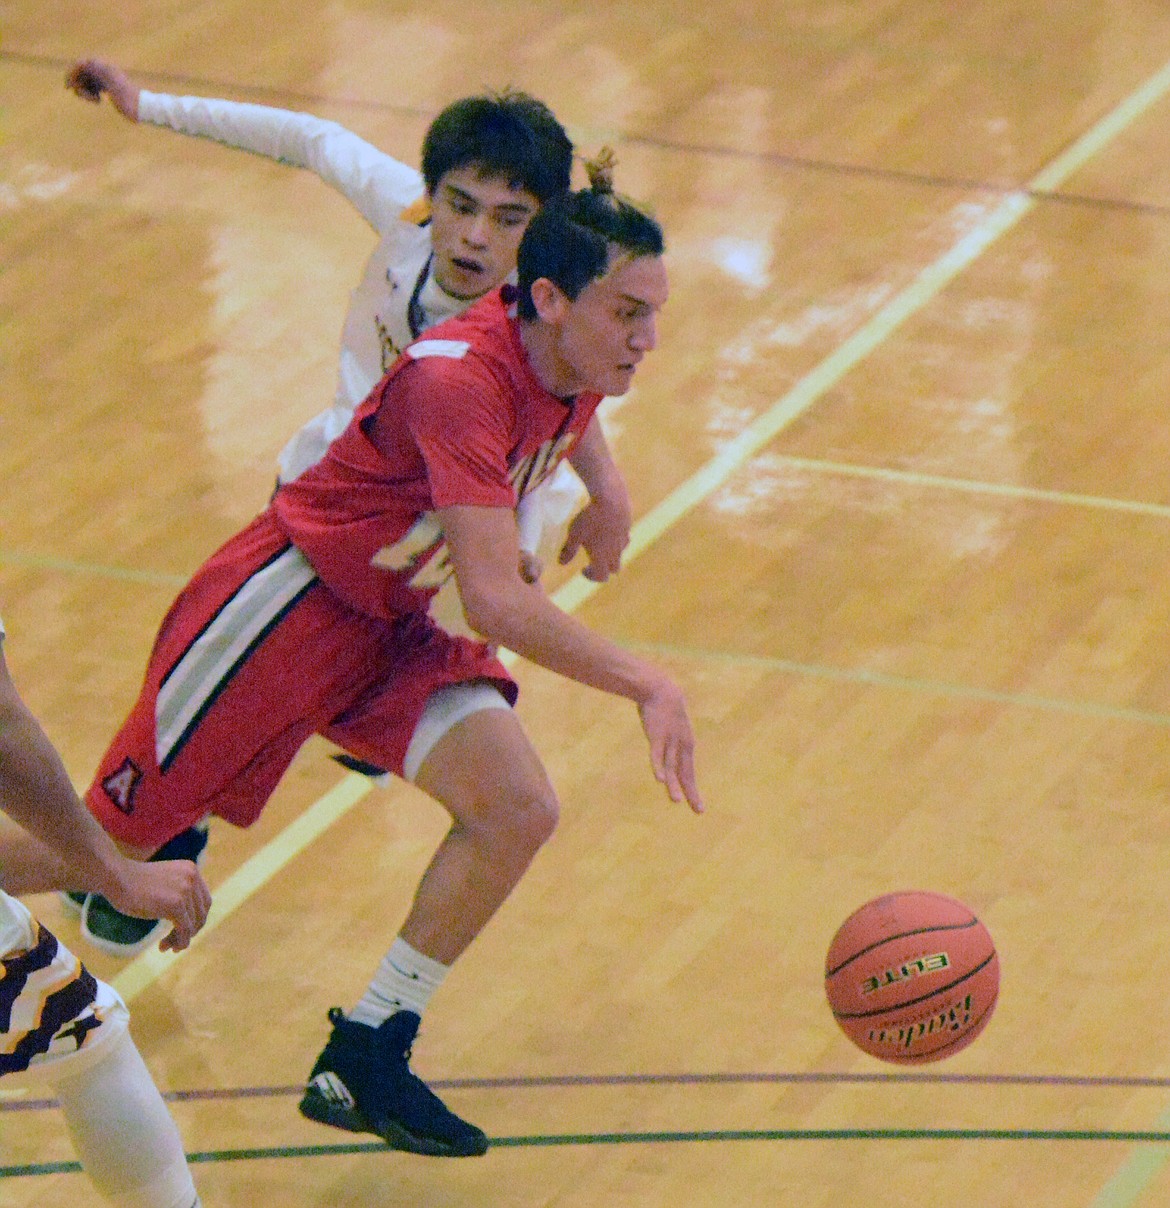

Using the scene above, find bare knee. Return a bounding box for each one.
[475,787,559,856]
[412,704,560,857]
[520,789,559,848]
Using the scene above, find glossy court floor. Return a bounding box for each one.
[5,2,1170,1205]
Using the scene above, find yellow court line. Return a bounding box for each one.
[771,456,1170,519]
[105,70,1170,1208]
[623,642,1170,729]
[0,547,187,587]
[112,773,371,1000]
[6,446,1170,593]
[1092,1104,1170,1208]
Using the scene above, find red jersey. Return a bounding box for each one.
[273,287,601,621]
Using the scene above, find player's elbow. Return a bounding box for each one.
[457,581,516,645]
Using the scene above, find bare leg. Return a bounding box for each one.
[298,708,543,1155]
[404,707,558,965]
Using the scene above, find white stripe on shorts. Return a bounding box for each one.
[156,545,317,770]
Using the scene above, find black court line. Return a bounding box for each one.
[8,1068,1170,1113]
[7,48,1170,220]
[9,1128,1170,1180]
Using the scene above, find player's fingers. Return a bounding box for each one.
[589,547,623,582]
[660,736,685,804]
[66,64,98,99]
[676,745,704,814]
[184,880,211,931]
[645,727,667,787]
[159,925,188,953]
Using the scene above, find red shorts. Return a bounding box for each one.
[85,513,515,849]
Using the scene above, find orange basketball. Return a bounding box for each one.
[824,890,999,1064]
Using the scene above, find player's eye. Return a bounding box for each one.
[444,191,477,215]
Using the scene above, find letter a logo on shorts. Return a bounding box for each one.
[102,758,142,816]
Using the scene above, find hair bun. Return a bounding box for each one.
[582,146,617,195]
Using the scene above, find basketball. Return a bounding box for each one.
[824,890,999,1064]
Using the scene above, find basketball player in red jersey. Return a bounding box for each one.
[63,61,585,951]
[78,160,703,1158]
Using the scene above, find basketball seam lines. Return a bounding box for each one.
[824,919,980,976]
[831,953,998,1020]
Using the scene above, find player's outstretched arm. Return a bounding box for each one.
[66,59,140,121]
[440,503,704,813]
[66,58,421,232]
[0,644,210,948]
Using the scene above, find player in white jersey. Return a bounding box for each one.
[0,613,210,1206]
[66,58,585,563]
[66,59,585,953]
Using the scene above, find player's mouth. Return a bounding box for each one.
[608,362,640,391]
[436,255,490,300]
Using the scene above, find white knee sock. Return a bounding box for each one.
[348,936,448,1026]
[51,1030,200,1208]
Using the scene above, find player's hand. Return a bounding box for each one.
[636,675,704,814]
[65,59,140,122]
[104,858,212,952]
[558,493,631,583]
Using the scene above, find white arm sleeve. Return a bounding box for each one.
[54,1029,200,1208]
[138,90,425,233]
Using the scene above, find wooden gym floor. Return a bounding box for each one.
[5,2,1170,1204]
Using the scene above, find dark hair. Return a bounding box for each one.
[421,89,573,203]
[515,149,664,320]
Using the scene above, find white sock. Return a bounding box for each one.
[348,936,448,1027]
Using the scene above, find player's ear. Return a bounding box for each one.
[529,277,570,323]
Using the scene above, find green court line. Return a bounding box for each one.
[622,642,1170,729]
[5,452,1170,596]
[489,1129,1170,1147]
[9,1126,1170,1180]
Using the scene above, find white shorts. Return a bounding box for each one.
[0,891,129,1085]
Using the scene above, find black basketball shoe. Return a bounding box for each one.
[299,1008,488,1157]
